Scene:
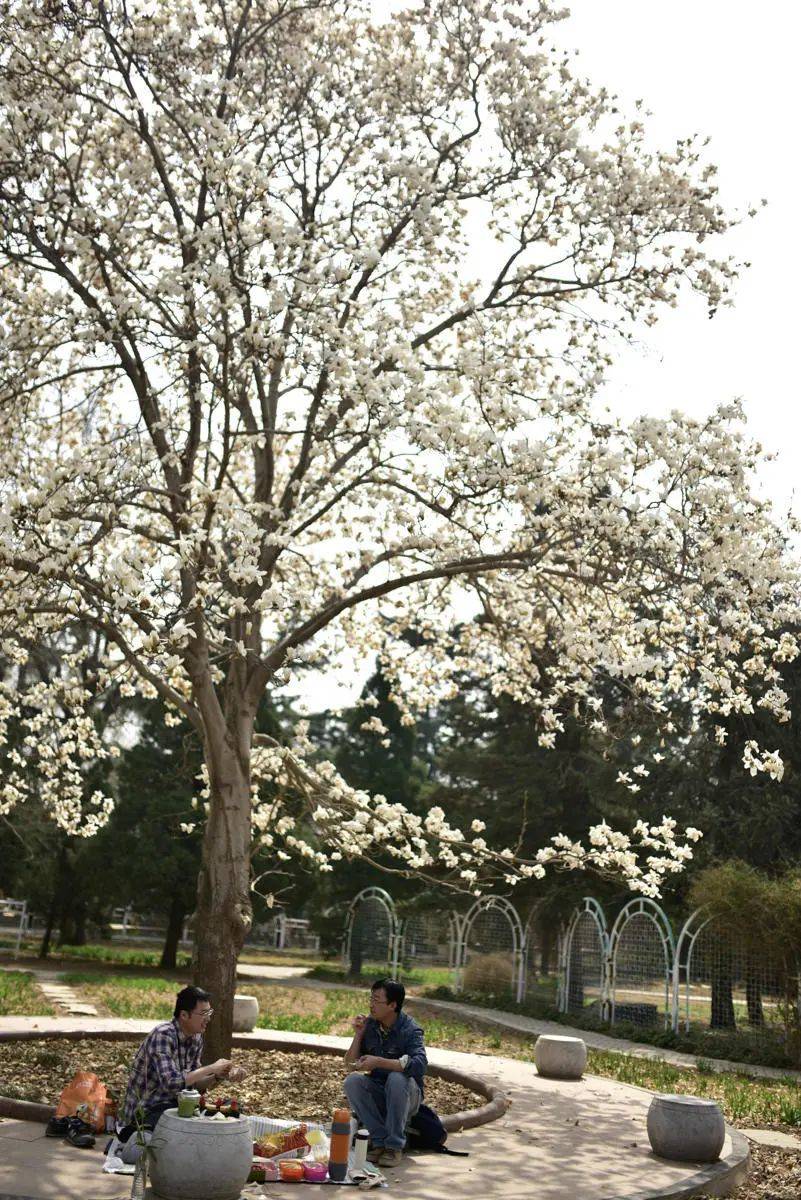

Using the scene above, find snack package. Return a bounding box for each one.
[253,1123,310,1159]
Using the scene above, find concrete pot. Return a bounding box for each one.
[149,1109,253,1200]
[533,1035,587,1080]
[647,1094,725,1163]
[232,994,259,1033]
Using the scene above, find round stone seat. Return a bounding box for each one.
[149,1108,253,1200]
[533,1034,587,1079]
[647,1093,725,1162]
[232,994,259,1032]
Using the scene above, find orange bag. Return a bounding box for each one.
[55,1070,108,1133]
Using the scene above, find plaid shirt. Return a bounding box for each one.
[122,1018,203,1122]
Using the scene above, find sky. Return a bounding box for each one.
[294,0,801,713]
[548,0,800,521]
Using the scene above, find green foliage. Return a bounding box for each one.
[690,861,801,986]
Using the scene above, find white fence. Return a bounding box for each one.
[0,899,30,952]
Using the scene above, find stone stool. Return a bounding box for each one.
[533,1034,587,1079]
[647,1094,725,1162]
[232,994,259,1032]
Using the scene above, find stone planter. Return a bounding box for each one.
[647,1094,725,1163]
[149,1109,253,1200]
[232,994,259,1033]
[533,1035,587,1080]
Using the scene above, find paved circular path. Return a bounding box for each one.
[0,1020,749,1199]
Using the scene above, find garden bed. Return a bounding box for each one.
[0,1038,483,1122]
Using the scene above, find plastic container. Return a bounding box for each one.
[279,1159,306,1181]
[303,1161,328,1182]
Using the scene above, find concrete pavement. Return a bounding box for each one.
[0,1021,750,1199]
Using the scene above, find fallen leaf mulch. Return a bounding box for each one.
[0,1038,480,1122]
[716,1142,801,1199]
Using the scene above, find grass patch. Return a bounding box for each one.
[54,943,192,968]
[238,950,326,969]
[0,970,54,1016]
[586,1049,801,1127]
[308,962,452,989]
[60,973,182,1019]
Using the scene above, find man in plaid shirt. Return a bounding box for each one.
[120,985,242,1134]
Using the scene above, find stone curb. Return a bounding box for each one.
[0,1027,508,1134]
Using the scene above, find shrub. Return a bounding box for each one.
[463,952,515,995]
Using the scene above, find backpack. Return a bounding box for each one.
[406,1104,469,1156]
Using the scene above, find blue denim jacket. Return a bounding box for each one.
[361,1011,427,1093]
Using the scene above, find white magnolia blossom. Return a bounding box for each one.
[245,726,702,898]
[0,0,797,982]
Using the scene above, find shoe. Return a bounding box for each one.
[66,1116,96,1148]
[366,1145,385,1163]
[377,1148,403,1168]
[45,1116,70,1138]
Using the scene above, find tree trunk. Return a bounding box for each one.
[710,959,737,1029]
[746,967,764,1027]
[73,900,87,946]
[160,895,187,970]
[38,892,57,959]
[350,932,364,978]
[39,842,68,959]
[192,720,253,1062]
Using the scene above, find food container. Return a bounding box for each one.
[303,1161,328,1182]
[279,1159,306,1182]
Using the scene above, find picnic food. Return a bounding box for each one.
[252,1124,309,1158]
[279,1160,306,1181]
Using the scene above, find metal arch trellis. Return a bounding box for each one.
[522,900,561,1006]
[343,887,401,978]
[560,897,610,1019]
[609,897,675,1030]
[457,895,526,1003]
[397,908,461,985]
[672,906,795,1052]
[447,912,464,973]
[672,906,710,1034]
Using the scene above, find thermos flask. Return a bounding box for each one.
[328,1106,352,1181]
[353,1127,370,1171]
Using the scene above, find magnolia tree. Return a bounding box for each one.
[0,0,797,1055]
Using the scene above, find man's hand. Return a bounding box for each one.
[355,1055,381,1072]
[351,1014,368,1033]
[213,1059,233,1078]
[228,1066,247,1083]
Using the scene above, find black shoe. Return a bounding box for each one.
[45,1115,70,1138]
[66,1116,96,1148]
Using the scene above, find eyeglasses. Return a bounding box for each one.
[197,1008,214,1019]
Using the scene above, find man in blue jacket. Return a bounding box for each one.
[343,978,427,1168]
